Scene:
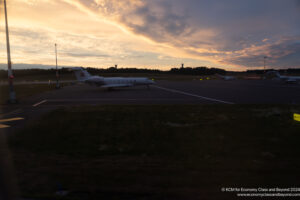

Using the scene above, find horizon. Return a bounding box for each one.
[0,63,299,73]
[0,1,299,71]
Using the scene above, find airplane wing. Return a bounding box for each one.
[101,84,133,88]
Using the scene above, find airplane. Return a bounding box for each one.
[267,71,300,84]
[215,74,236,81]
[72,67,155,89]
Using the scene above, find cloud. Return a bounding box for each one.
[62,52,110,58]
[121,2,193,42]
[4,0,197,69]
[2,0,300,70]
[64,0,300,68]
[0,26,121,66]
[220,37,300,68]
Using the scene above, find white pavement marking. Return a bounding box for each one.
[0,117,24,123]
[0,124,10,129]
[153,85,235,104]
[0,117,24,129]
[33,100,48,107]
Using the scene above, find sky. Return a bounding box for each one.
[0,0,299,71]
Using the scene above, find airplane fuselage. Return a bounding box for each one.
[83,75,154,88]
[73,68,155,88]
[278,75,300,84]
[104,77,153,86]
[266,71,300,84]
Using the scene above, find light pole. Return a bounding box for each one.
[264,56,268,73]
[1,1,19,199]
[4,0,16,103]
[55,43,60,89]
[263,56,268,79]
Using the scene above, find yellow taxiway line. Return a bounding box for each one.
[0,117,24,129]
[294,113,300,122]
[0,117,24,123]
[0,124,10,128]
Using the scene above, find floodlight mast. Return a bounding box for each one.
[264,56,268,73]
[55,43,60,88]
[4,0,16,103]
[0,1,19,199]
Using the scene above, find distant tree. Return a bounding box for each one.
[170,66,226,75]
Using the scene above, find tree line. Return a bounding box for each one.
[0,67,299,79]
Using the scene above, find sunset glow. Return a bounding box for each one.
[0,0,299,70]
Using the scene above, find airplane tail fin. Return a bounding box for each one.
[72,67,91,81]
[266,71,281,78]
[274,71,281,78]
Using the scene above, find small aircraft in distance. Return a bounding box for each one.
[215,74,236,81]
[72,67,155,89]
[267,71,300,84]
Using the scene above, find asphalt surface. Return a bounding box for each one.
[0,79,299,199]
[25,79,300,105]
[0,79,299,132]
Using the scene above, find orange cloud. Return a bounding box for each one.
[1,0,299,70]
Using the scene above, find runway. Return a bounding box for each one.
[26,79,300,106]
[1,79,300,131]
